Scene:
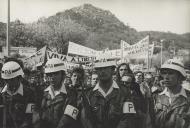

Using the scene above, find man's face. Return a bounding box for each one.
[29,76,36,84]
[119,65,128,77]
[161,69,179,87]
[71,72,83,87]
[153,76,160,85]
[5,77,20,92]
[122,75,132,87]
[96,66,114,81]
[135,72,143,83]
[144,74,153,84]
[91,74,98,87]
[46,71,64,89]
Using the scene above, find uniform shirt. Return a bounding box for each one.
[1,83,24,96]
[154,87,190,128]
[93,81,119,97]
[44,83,67,99]
[40,82,69,128]
[159,87,187,104]
[81,80,143,128]
[0,81,35,128]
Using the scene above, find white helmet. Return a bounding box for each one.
[161,59,186,78]
[45,58,66,73]
[1,61,24,79]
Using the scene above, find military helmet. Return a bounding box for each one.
[1,61,24,79]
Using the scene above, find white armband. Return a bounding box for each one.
[123,102,136,114]
[64,105,79,120]
[25,103,35,113]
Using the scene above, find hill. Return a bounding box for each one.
[0,4,189,53]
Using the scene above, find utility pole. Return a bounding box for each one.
[7,0,10,56]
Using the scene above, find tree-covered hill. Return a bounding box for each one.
[0,4,189,54]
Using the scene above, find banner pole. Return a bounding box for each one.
[161,41,163,65]
[120,40,123,61]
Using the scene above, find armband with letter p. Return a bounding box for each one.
[64,105,79,120]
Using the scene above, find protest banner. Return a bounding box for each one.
[18,47,37,57]
[47,50,96,63]
[123,36,154,59]
[121,40,130,61]
[23,46,47,68]
[2,47,37,57]
[96,49,121,60]
[68,41,97,57]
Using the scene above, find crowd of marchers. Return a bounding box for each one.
[0,57,190,128]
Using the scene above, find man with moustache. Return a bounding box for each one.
[154,59,190,128]
[81,61,141,128]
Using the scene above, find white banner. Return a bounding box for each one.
[68,42,97,57]
[123,36,151,59]
[121,40,130,49]
[23,46,47,68]
[96,49,121,60]
[121,40,130,60]
[47,51,96,63]
[18,47,37,57]
[2,47,37,57]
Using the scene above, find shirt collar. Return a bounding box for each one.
[159,87,187,98]
[93,80,119,97]
[44,82,67,99]
[93,80,119,91]
[1,83,24,96]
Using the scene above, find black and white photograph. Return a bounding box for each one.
[0,0,190,128]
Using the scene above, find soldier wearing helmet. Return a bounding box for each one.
[0,61,35,128]
[37,58,79,128]
[154,59,190,128]
[81,61,143,128]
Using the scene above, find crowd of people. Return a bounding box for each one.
[0,57,190,128]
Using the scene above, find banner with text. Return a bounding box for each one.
[23,46,47,68]
[96,49,121,60]
[47,51,96,63]
[123,36,153,59]
[68,41,97,57]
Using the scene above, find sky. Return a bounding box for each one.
[0,0,190,34]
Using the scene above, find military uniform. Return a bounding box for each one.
[154,87,190,128]
[38,83,79,128]
[37,58,80,128]
[81,81,141,128]
[0,81,35,128]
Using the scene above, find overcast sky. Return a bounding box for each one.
[0,0,190,34]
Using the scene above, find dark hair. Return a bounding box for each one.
[134,71,144,81]
[71,67,85,80]
[116,63,133,83]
